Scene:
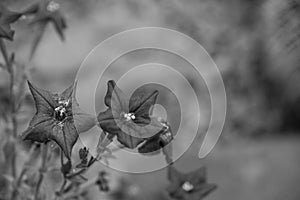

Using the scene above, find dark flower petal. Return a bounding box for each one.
[98,80,164,148]
[51,120,78,160]
[138,123,172,154]
[27,81,58,112]
[115,126,144,148]
[22,118,56,143]
[98,108,164,148]
[104,80,129,112]
[97,109,121,135]
[98,109,143,148]
[129,90,158,117]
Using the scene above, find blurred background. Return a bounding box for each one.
[1,0,300,199]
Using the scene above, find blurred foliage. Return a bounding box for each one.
[1,0,300,200]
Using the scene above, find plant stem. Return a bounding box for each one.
[10,145,37,200]
[0,38,9,64]
[0,38,18,179]
[34,144,49,200]
[53,178,67,200]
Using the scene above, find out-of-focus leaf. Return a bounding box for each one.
[96,171,109,192]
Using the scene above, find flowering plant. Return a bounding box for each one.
[0,1,216,200]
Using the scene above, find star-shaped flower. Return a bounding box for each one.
[23,1,66,40]
[22,81,96,160]
[0,4,22,40]
[167,166,217,200]
[97,80,164,149]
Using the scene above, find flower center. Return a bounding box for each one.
[182,181,194,192]
[54,106,66,121]
[47,1,60,12]
[121,112,136,121]
[54,99,69,121]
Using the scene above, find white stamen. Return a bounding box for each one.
[122,112,135,121]
[182,181,194,192]
[59,107,66,116]
[47,1,60,12]
[55,105,66,117]
[63,99,70,106]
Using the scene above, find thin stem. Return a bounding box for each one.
[53,179,67,200]
[10,145,37,200]
[34,144,49,200]
[54,150,68,200]
[0,38,9,64]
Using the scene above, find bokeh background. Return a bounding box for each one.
[1,0,300,200]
